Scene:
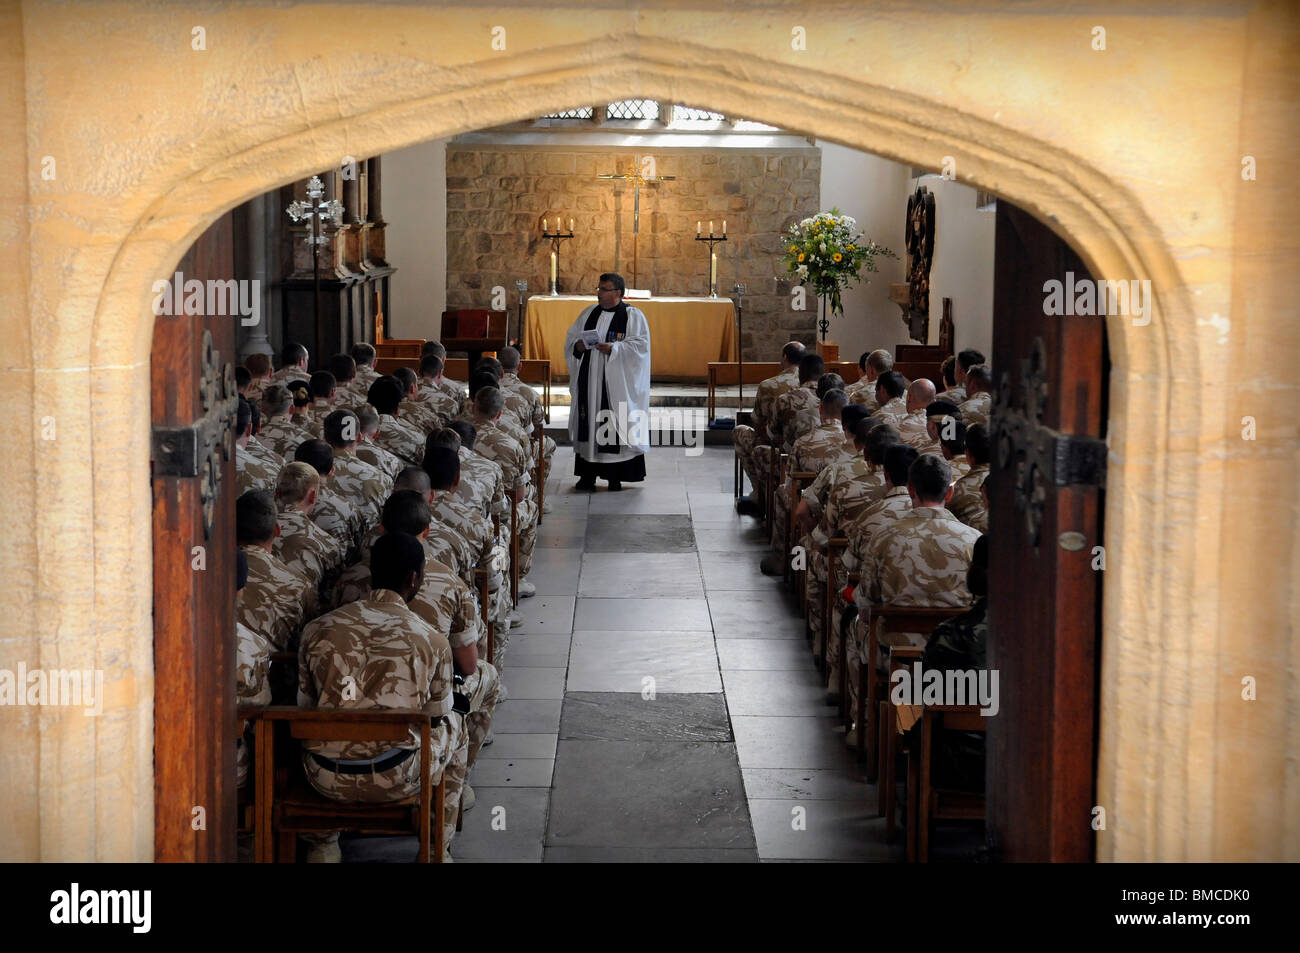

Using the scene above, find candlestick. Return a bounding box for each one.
[697,221,701,235]
[543,218,548,232]
[542,219,574,295]
[710,252,717,294]
[723,220,727,235]
[550,250,557,288]
[569,217,574,232]
[709,220,714,237]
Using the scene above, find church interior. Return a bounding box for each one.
[2,1,1296,876]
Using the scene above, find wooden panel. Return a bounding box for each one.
[151,210,239,862]
[986,201,1105,862]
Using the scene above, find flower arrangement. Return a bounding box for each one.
[781,208,895,338]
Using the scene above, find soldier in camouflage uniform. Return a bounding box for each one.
[294,440,366,563]
[348,343,382,402]
[846,349,894,412]
[944,348,987,406]
[959,364,993,427]
[297,532,468,861]
[936,355,964,405]
[235,398,279,495]
[897,379,938,450]
[948,422,990,532]
[472,386,538,591]
[236,490,318,650]
[274,461,348,612]
[320,409,390,526]
[844,454,980,740]
[498,346,555,479]
[243,401,284,469]
[734,341,804,517]
[368,376,426,465]
[271,342,311,387]
[234,549,273,789]
[870,371,909,428]
[244,353,274,406]
[393,366,443,437]
[355,408,406,482]
[925,406,970,483]
[418,354,463,427]
[289,370,339,439]
[769,355,828,453]
[258,384,313,461]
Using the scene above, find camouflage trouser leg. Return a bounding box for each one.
[734,425,762,498]
[462,659,501,769]
[769,483,791,556]
[824,559,850,695]
[807,546,828,660]
[517,498,539,579]
[845,613,868,728]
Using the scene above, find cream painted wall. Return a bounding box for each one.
[914,175,997,358]
[382,138,448,340]
[816,141,910,363]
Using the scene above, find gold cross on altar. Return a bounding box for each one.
[598,157,676,288]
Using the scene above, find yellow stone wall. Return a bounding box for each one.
[1,0,1295,861]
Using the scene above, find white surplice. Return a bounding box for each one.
[563,304,652,463]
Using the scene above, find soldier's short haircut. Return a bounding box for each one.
[876,371,907,400]
[866,349,894,374]
[426,341,447,360]
[381,490,431,536]
[909,453,952,503]
[394,467,431,495]
[474,385,505,417]
[965,423,991,465]
[392,366,418,394]
[447,419,476,450]
[421,340,439,357]
[798,353,826,384]
[866,423,902,465]
[294,439,334,477]
[957,349,986,372]
[328,354,356,384]
[370,531,425,593]
[821,388,849,415]
[322,410,360,447]
[498,346,521,370]
[599,271,626,293]
[782,341,806,364]
[817,373,845,399]
[422,446,461,491]
[940,355,957,387]
[853,415,881,446]
[236,398,252,437]
[966,364,994,392]
[367,377,404,415]
[235,366,251,392]
[468,371,499,399]
[261,384,293,415]
[236,490,277,545]
[351,342,377,367]
[309,370,336,399]
[968,534,989,598]
[426,429,460,452]
[420,354,444,378]
[281,342,308,367]
[883,444,921,487]
[245,353,272,377]
[476,356,503,380]
[287,380,312,409]
[276,461,320,506]
[357,408,380,436]
[926,400,963,419]
[939,420,968,456]
[842,403,871,434]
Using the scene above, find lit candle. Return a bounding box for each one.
[723,220,727,235]
[709,220,714,237]
[710,251,717,292]
[543,218,548,232]
[697,221,701,235]
[569,217,574,232]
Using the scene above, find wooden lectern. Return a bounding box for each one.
[441,309,508,372]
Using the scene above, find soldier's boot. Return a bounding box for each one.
[461,784,476,812]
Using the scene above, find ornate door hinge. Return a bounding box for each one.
[151,329,236,538]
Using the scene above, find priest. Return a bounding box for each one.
[564,272,652,491]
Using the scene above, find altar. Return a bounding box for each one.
[524,295,737,382]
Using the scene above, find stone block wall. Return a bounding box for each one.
[445,145,822,360]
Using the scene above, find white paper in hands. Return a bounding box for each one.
[580,329,601,348]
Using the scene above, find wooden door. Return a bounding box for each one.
[986,201,1107,862]
[151,212,240,861]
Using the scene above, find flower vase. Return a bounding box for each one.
[816,295,840,362]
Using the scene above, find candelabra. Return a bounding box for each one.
[541,218,574,295]
[694,220,728,298]
[286,175,344,354]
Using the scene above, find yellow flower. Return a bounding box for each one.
[789,245,798,254]
[832,253,843,262]
[797,253,806,262]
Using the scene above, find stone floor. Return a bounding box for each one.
[346,443,908,863]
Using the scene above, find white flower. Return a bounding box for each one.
[796,264,808,278]
[819,243,827,253]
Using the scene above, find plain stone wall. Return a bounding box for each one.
[445,146,821,358]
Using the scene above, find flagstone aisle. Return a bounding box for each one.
[433,443,901,863]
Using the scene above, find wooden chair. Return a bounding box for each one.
[855,605,964,779]
[241,705,447,863]
[785,469,816,590]
[518,359,552,423]
[907,704,987,862]
[879,644,924,834]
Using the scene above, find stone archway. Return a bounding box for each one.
[24,7,1269,862]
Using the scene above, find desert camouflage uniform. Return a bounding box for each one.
[773,381,821,452]
[310,485,365,564]
[356,438,405,482]
[897,409,934,450]
[769,419,844,559]
[275,506,347,610]
[960,392,992,427]
[945,454,972,484]
[399,395,442,437]
[297,589,468,842]
[734,368,799,502]
[273,365,309,386]
[417,383,462,428]
[235,619,274,787]
[245,376,273,406]
[476,417,538,580]
[245,434,284,469]
[453,448,515,633]
[258,415,312,462]
[846,506,979,721]
[948,463,989,533]
[873,395,908,428]
[238,544,317,650]
[846,376,879,411]
[374,412,425,466]
[938,385,967,404]
[236,444,279,495]
[330,449,390,528]
[801,453,871,665]
[501,371,555,474]
[351,364,381,395]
